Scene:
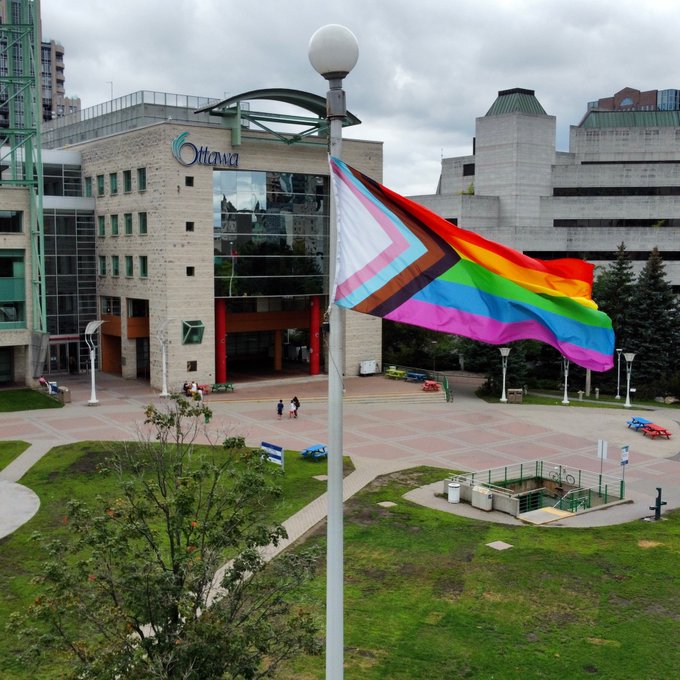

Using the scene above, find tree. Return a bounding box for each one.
[592,242,635,350]
[627,247,680,392]
[13,396,320,679]
[457,338,528,393]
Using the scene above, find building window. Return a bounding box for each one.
[187,360,197,372]
[111,255,119,277]
[182,320,205,345]
[98,255,106,276]
[186,266,195,277]
[137,167,147,191]
[139,255,148,278]
[101,296,121,316]
[84,176,92,197]
[124,213,133,235]
[185,176,194,187]
[123,169,132,193]
[0,211,22,233]
[109,172,118,195]
[138,212,148,234]
[96,174,105,197]
[98,215,105,236]
[125,255,133,277]
[110,214,119,236]
[186,221,194,232]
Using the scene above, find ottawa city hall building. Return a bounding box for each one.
[36,90,383,391]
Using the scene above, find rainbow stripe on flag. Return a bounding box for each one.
[330,157,614,372]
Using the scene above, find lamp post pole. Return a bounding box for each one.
[157,319,173,398]
[615,348,623,399]
[562,357,570,405]
[309,25,359,680]
[623,352,636,408]
[84,320,105,406]
[499,347,511,403]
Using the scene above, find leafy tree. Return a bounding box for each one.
[382,321,461,370]
[12,396,320,679]
[457,338,528,394]
[627,247,680,392]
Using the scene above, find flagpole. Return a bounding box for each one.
[309,25,359,680]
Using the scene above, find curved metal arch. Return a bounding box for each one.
[195,87,360,126]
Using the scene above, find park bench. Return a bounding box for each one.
[405,371,427,382]
[627,416,652,431]
[641,424,672,439]
[385,367,406,379]
[211,382,234,393]
[300,444,328,461]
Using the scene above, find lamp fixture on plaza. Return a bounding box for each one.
[562,357,570,405]
[499,347,511,403]
[615,348,623,399]
[156,319,174,398]
[308,23,359,680]
[623,352,636,408]
[85,320,105,406]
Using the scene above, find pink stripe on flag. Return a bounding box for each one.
[385,298,612,372]
[332,162,413,299]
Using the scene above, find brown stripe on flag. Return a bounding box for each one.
[345,168,460,316]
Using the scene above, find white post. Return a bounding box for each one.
[84,320,105,406]
[562,357,570,405]
[157,319,173,398]
[309,25,359,680]
[615,348,622,399]
[499,347,510,403]
[623,352,636,408]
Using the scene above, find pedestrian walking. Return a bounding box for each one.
[292,396,300,418]
[276,399,284,420]
[289,399,297,419]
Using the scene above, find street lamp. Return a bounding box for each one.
[85,320,105,406]
[156,318,174,398]
[615,348,623,399]
[562,357,570,405]
[499,347,511,403]
[309,24,359,680]
[623,352,636,408]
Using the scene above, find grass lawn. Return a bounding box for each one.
[0,389,62,413]
[0,441,30,471]
[279,467,680,679]
[0,441,340,680]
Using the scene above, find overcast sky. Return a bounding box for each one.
[40,0,680,195]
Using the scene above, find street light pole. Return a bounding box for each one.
[499,347,511,403]
[309,25,359,680]
[156,319,173,397]
[84,320,105,406]
[615,348,623,399]
[562,357,570,405]
[623,352,636,408]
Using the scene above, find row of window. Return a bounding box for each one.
[85,167,147,197]
[98,212,147,236]
[98,255,148,278]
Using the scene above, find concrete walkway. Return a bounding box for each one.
[2,371,680,540]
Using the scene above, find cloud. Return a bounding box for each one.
[40,0,680,194]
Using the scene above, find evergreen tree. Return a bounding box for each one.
[592,242,635,350]
[627,247,680,391]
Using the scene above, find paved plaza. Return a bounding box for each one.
[2,371,680,541]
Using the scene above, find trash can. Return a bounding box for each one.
[448,482,461,504]
[58,386,71,403]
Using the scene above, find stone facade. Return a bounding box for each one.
[68,117,383,391]
[411,89,680,287]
